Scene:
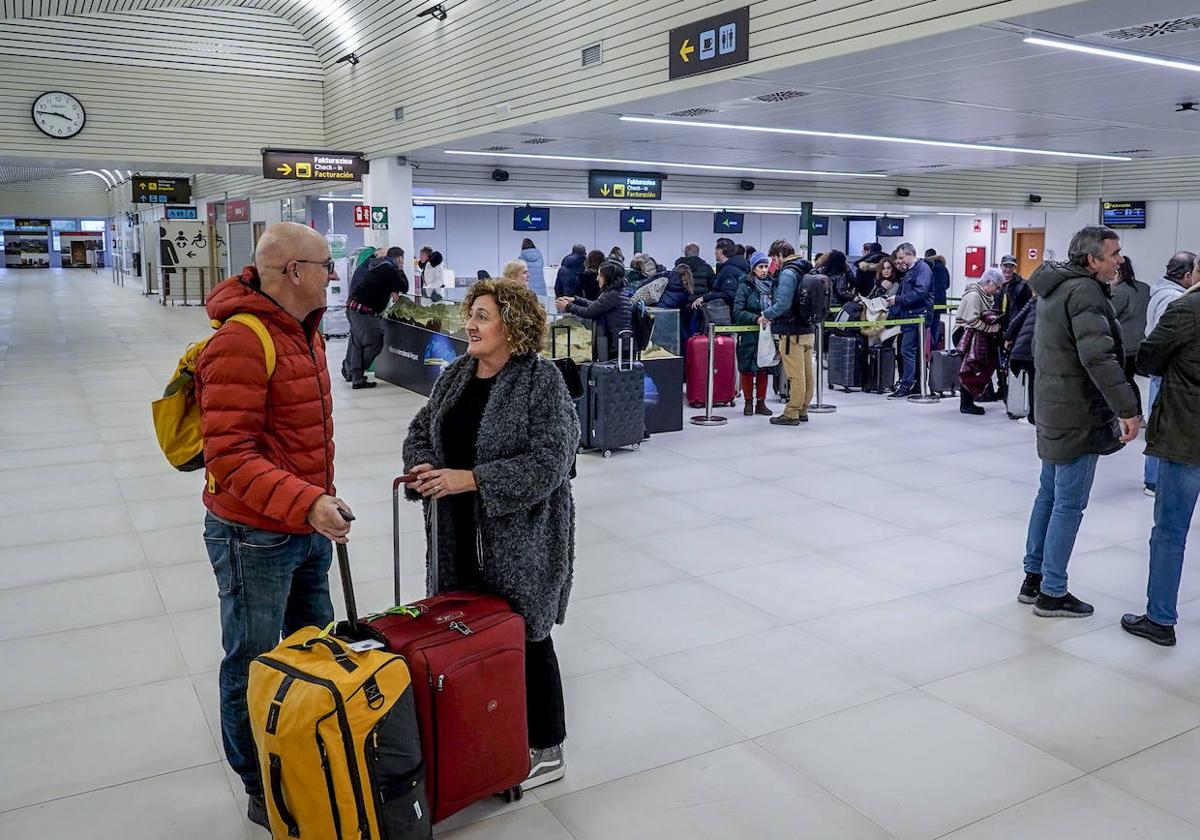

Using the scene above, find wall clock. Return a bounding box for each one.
[32,91,86,139]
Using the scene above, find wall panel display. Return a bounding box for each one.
[4,219,50,267]
[1100,200,1147,229]
[59,231,105,268]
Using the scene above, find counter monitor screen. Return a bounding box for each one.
[809,215,830,236]
[514,207,550,232]
[1101,201,1146,229]
[876,217,905,237]
[619,210,653,232]
[412,205,436,230]
[713,211,744,234]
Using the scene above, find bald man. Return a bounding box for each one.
[195,222,353,829]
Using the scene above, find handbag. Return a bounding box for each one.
[756,324,780,368]
[703,300,733,326]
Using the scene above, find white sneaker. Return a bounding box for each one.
[521,744,565,791]
[1145,486,1157,498]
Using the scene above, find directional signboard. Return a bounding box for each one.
[588,170,664,201]
[619,210,652,233]
[262,149,368,182]
[132,176,190,205]
[669,6,750,80]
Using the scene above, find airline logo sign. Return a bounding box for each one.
[588,170,664,201]
[262,149,368,182]
[669,6,749,80]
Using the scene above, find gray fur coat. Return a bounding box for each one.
[402,352,579,641]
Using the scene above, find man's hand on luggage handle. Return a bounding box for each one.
[308,495,353,543]
[410,463,476,500]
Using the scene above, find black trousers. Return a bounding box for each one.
[345,309,386,384]
[526,635,566,750]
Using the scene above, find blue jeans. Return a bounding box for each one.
[1144,376,1163,490]
[1023,455,1100,597]
[203,512,334,795]
[1146,459,1200,625]
[898,324,919,390]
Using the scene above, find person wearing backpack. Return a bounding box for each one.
[194,222,355,830]
[734,251,777,416]
[758,239,824,426]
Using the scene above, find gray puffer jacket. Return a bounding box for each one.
[402,353,580,640]
[1029,261,1138,463]
[1110,278,1151,358]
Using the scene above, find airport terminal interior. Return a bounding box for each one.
[6,0,1200,837]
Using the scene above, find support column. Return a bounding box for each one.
[363,156,414,276]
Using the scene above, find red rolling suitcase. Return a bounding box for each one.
[686,332,738,408]
[344,477,530,823]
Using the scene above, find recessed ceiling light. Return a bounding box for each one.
[1024,35,1200,74]
[443,149,886,178]
[411,194,884,215]
[618,115,1131,162]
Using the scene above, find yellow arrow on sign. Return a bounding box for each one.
[679,37,695,62]
[600,185,610,196]
[276,163,293,176]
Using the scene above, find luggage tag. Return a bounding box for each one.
[347,639,386,652]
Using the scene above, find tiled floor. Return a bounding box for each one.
[3,268,1200,839]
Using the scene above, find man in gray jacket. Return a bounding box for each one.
[1142,251,1196,496]
[1019,226,1140,618]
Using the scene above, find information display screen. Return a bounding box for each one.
[713,211,744,234]
[877,217,905,237]
[619,210,653,232]
[810,215,830,236]
[412,205,436,230]
[1101,201,1146,229]
[513,207,550,231]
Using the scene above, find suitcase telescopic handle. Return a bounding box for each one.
[551,323,571,358]
[617,329,635,371]
[335,509,358,634]
[393,474,439,605]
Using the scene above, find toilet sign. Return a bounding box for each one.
[669,6,750,80]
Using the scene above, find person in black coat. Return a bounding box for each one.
[675,243,715,299]
[557,263,633,360]
[1004,294,1037,423]
[554,245,587,298]
[692,240,748,319]
[576,250,604,301]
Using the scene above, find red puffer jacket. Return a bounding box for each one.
[196,268,334,533]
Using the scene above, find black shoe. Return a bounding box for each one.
[769,416,801,426]
[352,380,378,389]
[797,414,809,422]
[1018,572,1042,605]
[1121,614,1176,646]
[247,794,270,831]
[1032,591,1094,618]
[340,361,351,383]
[960,391,985,415]
[888,387,913,400]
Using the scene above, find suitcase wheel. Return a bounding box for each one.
[602,449,612,459]
[503,785,524,803]
[632,443,640,451]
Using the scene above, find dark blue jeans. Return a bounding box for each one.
[203,512,333,795]
[1023,455,1099,597]
[898,323,919,390]
[1144,376,1163,490]
[1146,459,1200,625]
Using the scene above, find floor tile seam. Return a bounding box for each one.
[0,504,135,545]
[0,662,193,717]
[907,587,1098,646]
[0,600,169,644]
[660,547,815,578]
[0,553,156,593]
[0,759,229,817]
[925,774,1087,840]
[1045,636,1200,711]
[186,667,228,760]
[1085,725,1200,831]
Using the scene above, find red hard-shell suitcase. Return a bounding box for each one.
[342,478,530,823]
[686,333,737,408]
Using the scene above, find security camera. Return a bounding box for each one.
[1028,193,1042,203]
[739,180,755,191]
[895,187,911,197]
[492,169,510,182]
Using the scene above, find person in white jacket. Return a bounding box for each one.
[423,250,446,301]
[1143,251,1196,495]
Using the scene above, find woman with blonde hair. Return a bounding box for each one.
[501,258,530,286]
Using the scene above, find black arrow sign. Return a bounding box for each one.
[186,251,196,258]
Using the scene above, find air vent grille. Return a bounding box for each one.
[581,43,602,67]
[481,145,512,152]
[922,164,950,169]
[1109,148,1151,154]
[750,89,809,103]
[393,106,404,122]
[522,137,556,145]
[1099,17,1200,40]
[666,107,720,117]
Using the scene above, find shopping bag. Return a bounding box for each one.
[757,325,780,368]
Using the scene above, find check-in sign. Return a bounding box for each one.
[669,6,750,80]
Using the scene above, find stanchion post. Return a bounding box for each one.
[690,321,728,426]
[908,317,940,404]
[809,323,836,413]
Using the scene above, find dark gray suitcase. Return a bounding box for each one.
[827,334,865,392]
[928,349,961,396]
[578,333,645,458]
[865,344,896,394]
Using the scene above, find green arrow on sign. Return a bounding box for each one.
[627,215,637,225]
[523,215,533,225]
[722,218,732,227]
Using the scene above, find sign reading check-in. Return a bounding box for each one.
[261,149,368,182]
[668,6,750,80]
[588,171,664,200]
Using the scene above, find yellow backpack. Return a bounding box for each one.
[151,313,276,472]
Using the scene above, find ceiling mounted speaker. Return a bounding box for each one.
[492,169,509,182]
[739,180,755,191]
[1028,193,1042,203]
[895,187,910,197]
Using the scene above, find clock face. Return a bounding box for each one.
[32,92,86,139]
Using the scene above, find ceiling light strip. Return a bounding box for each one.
[618,116,1131,162]
[443,149,885,178]
[1024,35,1200,74]
[411,194,908,216]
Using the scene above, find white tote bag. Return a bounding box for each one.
[756,324,780,368]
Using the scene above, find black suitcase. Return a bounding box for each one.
[928,349,961,396]
[578,332,645,458]
[827,334,865,392]
[865,344,896,394]
[774,366,790,401]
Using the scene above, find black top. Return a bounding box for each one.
[349,261,409,313]
[440,374,494,588]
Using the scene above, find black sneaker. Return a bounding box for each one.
[1018,572,1042,605]
[352,380,378,390]
[1032,591,1094,618]
[247,794,270,831]
[1121,614,1176,646]
[340,361,351,382]
[888,387,913,400]
[769,416,801,426]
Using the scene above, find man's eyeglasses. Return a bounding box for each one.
[286,258,336,274]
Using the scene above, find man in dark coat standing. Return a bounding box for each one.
[886,243,933,398]
[1018,226,1140,619]
[674,242,715,298]
[1123,284,1200,646]
[554,244,588,297]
